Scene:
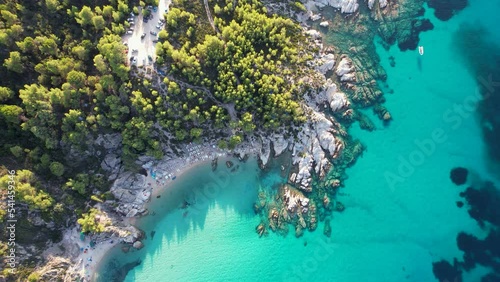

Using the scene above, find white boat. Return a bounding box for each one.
[418,46,424,55]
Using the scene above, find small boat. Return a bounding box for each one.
[418,46,424,55]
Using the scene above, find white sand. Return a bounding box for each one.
[57,227,119,281]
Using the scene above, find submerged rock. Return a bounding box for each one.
[132,240,144,250]
[450,167,468,185]
[323,219,332,237]
[256,222,267,237]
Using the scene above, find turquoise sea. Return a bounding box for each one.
[95,1,500,281]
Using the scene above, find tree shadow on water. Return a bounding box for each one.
[105,157,284,281]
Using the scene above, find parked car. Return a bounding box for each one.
[129,21,135,25]
[130,56,134,61]
[143,18,149,23]
[141,33,146,39]
[156,25,161,29]
[127,17,134,22]
[132,49,138,53]
[150,31,157,36]
[126,30,133,34]
[132,58,137,64]
[148,55,153,61]
[152,39,158,43]
[153,7,157,12]
[123,42,128,46]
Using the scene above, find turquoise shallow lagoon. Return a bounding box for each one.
[95,1,500,281]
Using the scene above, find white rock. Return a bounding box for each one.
[259,137,271,167]
[379,0,388,8]
[308,0,359,13]
[305,29,322,39]
[272,135,289,157]
[133,241,144,249]
[367,0,375,9]
[122,225,142,244]
[126,208,138,218]
[317,53,335,74]
[340,72,356,82]
[309,12,321,21]
[336,57,353,76]
[296,161,312,191]
[330,92,349,112]
[320,21,329,27]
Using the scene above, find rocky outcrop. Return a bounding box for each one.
[133,240,144,249]
[306,0,359,13]
[282,185,309,212]
[314,79,350,112]
[36,256,75,282]
[95,133,122,151]
[291,111,344,192]
[316,53,335,74]
[305,29,322,39]
[110,172,150,217]
[272,135,289,157]
[367,0,388,9]
[101,153,123,181]
[336,57,355,82]
[259,137,271,167]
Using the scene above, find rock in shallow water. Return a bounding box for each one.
[450,167,468,185]
[133,241,144,249]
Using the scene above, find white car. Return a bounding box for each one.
[129,21,135,25]
[132,58,137,64]
[156,25,161,29]
[126,30,133,34]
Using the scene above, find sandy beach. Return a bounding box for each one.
[41,227,120,282]
[140,142,257,200]
[88,142,258,280]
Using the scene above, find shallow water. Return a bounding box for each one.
[95,1,500,281]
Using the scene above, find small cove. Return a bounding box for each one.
[95,1,500,281]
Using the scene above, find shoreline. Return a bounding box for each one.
[41,227,121,282]
[91,146,257,281]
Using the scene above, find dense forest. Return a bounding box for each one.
[0,0,310,279]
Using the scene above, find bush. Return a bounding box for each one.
[27,272,40,282]
[293,1,307,12]
[49,161,65,177]
[10,145,23,158]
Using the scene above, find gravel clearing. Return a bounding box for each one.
[122,0,171,67]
